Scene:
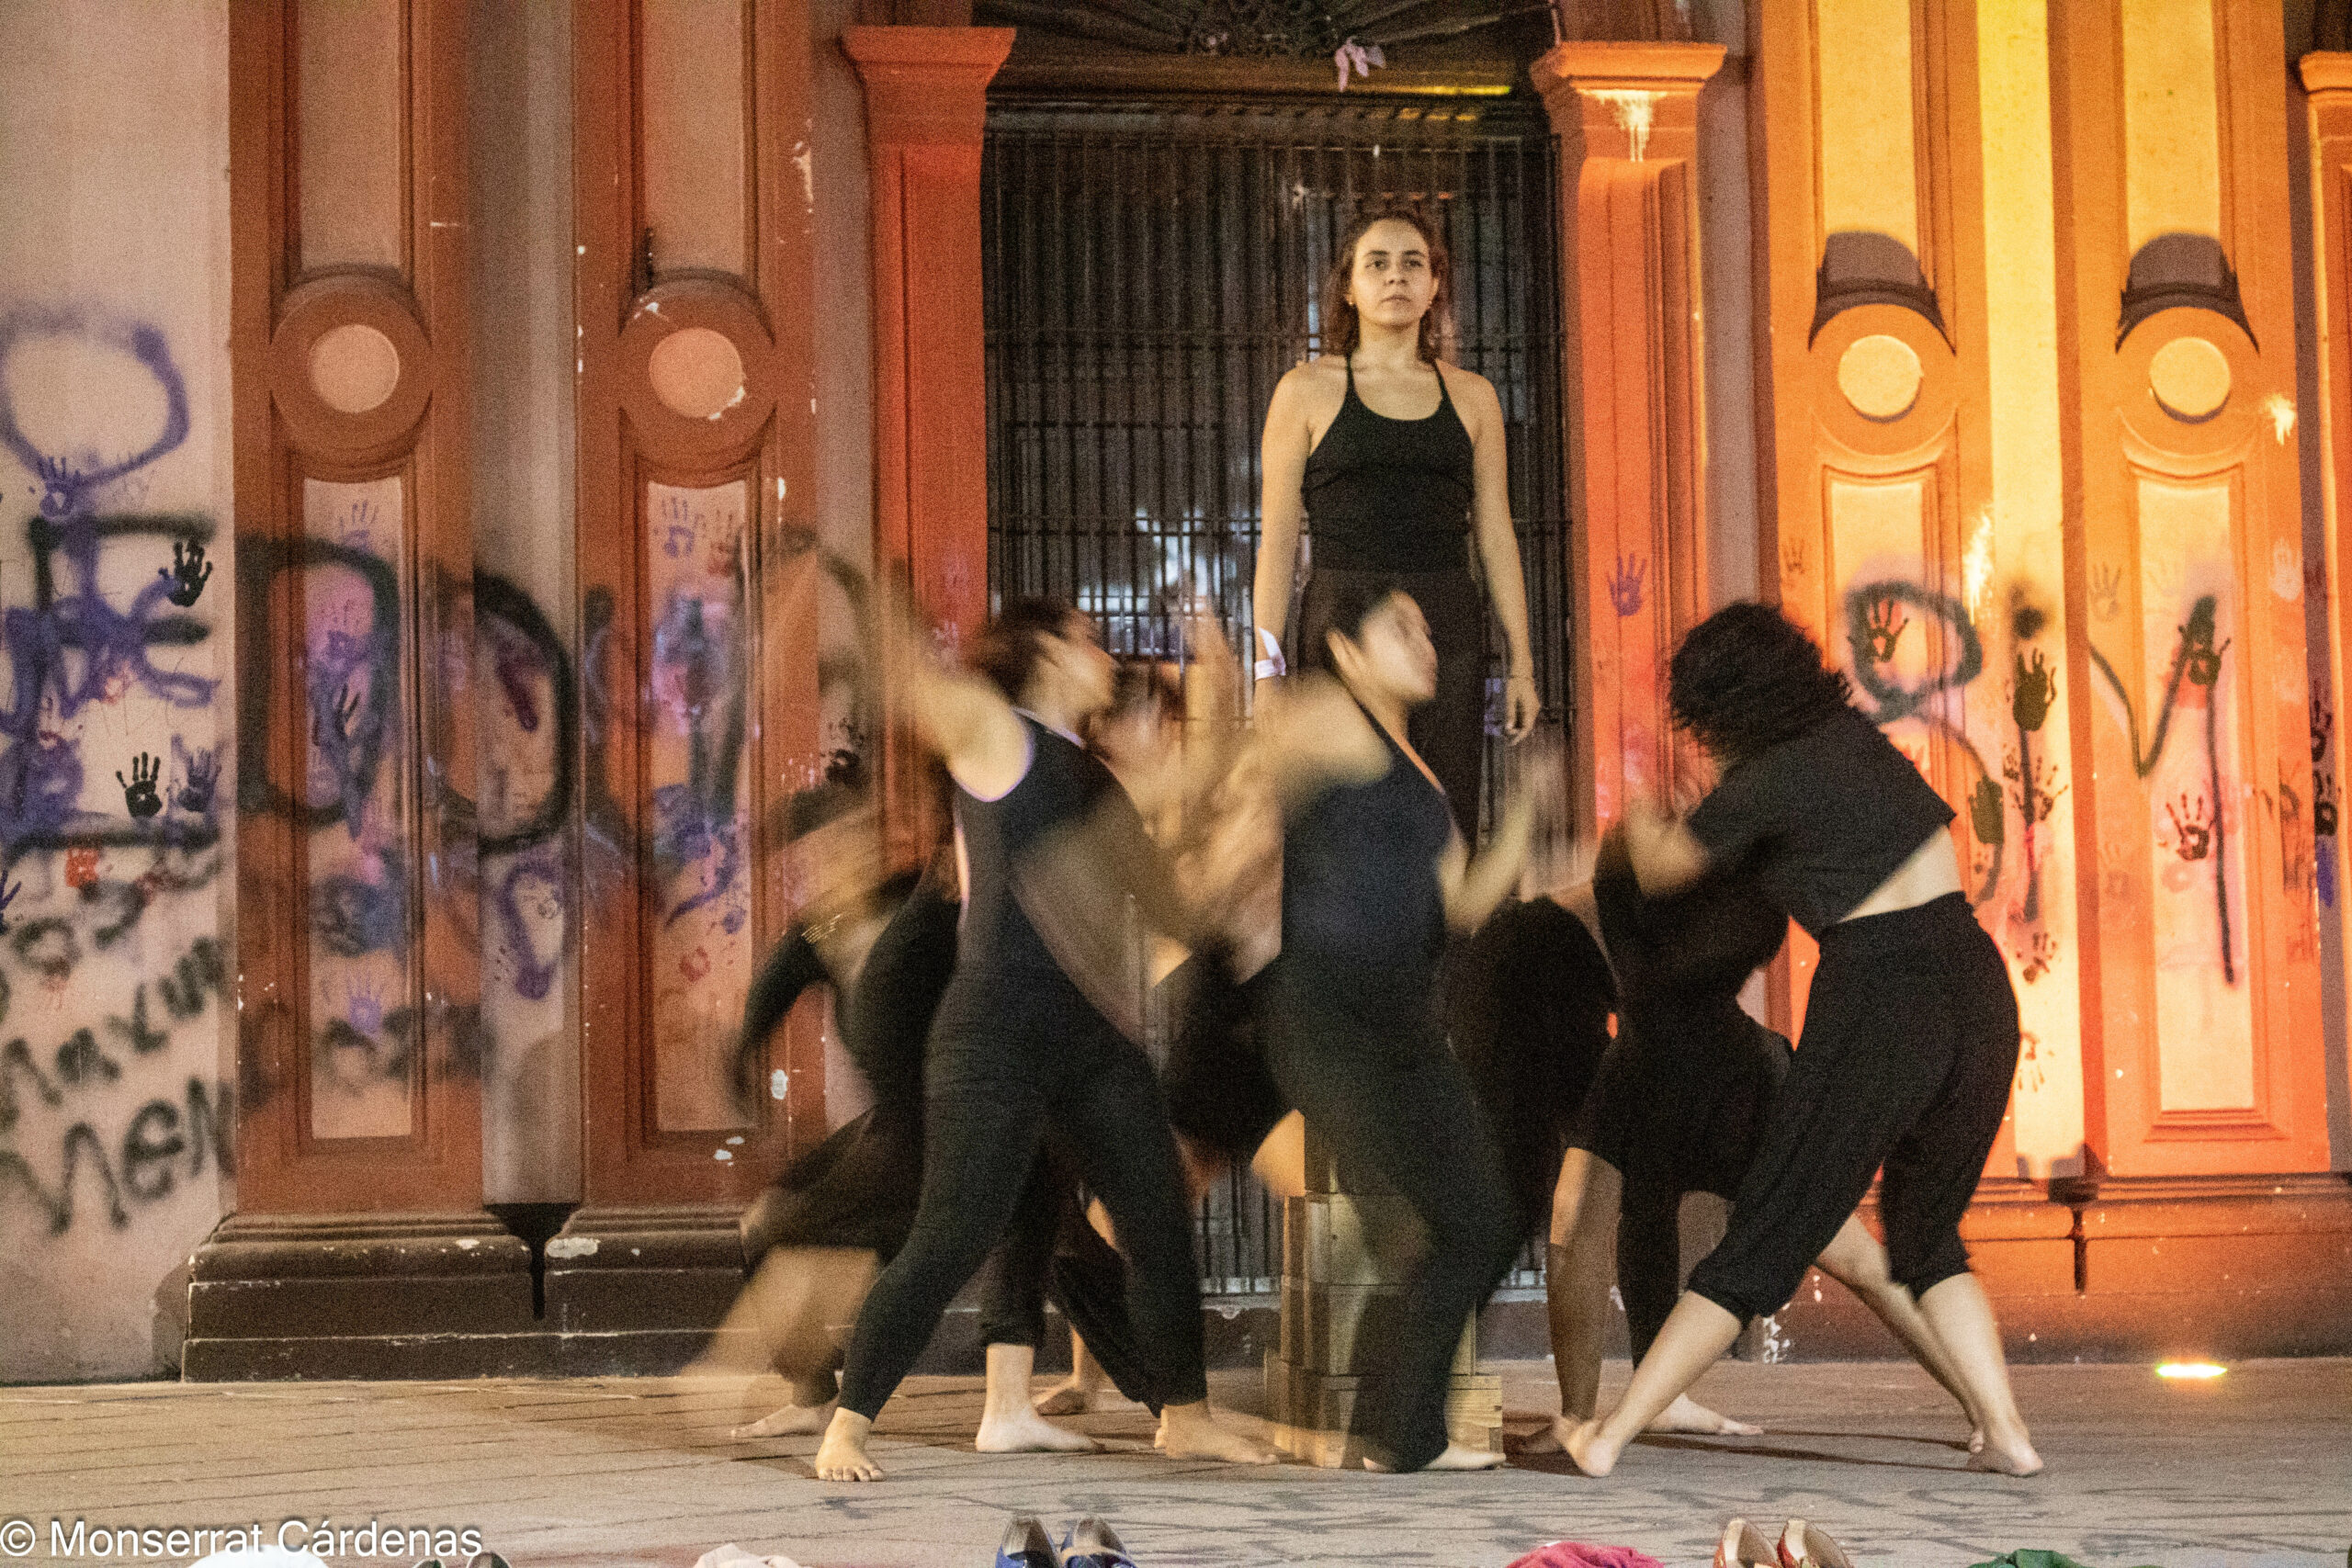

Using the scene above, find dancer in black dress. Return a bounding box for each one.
[812,597,1274,1482]
[1258,199,1539,838]
[1254,578,1546,1472]
[1565,603,2040,1479]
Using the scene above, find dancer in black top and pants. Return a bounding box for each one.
[1258,200,1540,835]
[1565,604,2041,1479]
[813,598,1274,1483]
[1253,577,1548,1472]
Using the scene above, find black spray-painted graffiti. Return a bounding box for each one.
[2088,597,2235,982]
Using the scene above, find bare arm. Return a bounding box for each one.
[1623,797,1711,897]
[1254,367,1316,696]
[1442,731,1556,931]
[1458,367,1538,740]
[881,596,1030,799]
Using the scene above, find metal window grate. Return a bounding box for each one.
[983,93,1572,1296]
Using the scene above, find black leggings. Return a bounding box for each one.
[1268,960,1521,1472]
[836,971,1208,1419]
[1687,896,2018,1323]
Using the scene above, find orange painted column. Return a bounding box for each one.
[843,25,1011,857]
[1532,42,1724,834]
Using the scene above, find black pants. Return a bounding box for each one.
[1267,958,1521,1472]
[1687,896,2018,1323]
[836,970,1209,1419]
[1298,564,1486,842]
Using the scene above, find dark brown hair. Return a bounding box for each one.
[1320,199,1453,363]
[968,595,1081,704]
[1667,602,1856,764]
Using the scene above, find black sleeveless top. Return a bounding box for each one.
[1300,355,1476,573]
[1280,697,1455,989]
[954,715,1118,976]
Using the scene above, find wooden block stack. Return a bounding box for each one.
[1262,1133,1503,1467]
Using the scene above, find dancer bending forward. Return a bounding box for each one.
[1255,579,1545,1473]
[1542,824,1985,1450]
[1565,603,2040,1479]
[813,598,1274,1482]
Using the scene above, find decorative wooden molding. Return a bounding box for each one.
[574,0,826,1204]
[1532,40,1723,837]
[230,0,481,1212]
[2052,0,2324,1176]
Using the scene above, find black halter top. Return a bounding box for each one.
[1300,354,1476,574]
[1280,695,1455,989]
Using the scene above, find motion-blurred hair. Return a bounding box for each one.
[969,595,1079,703]
[1667,601,1854,764]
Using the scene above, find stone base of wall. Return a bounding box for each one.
[180,1176,2352,1381]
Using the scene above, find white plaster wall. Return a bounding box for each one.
[0,0,236,1382]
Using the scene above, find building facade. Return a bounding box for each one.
[1,0,2348,1382]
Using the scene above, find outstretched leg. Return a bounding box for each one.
[1543,1149,1617,1444]
[1921,1273,2041,1474]
[1814,1213,1979,1442]
[1562,1290,1744,1476]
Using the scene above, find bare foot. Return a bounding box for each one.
[1646,1393,1762,1436]
[1969,1426,1986,1454]
[1158,1404,1281,1465]
[1508,1421,1564,1455]
[1966,1425,2043,1476]
[1563,1416,1622,1477]
[974,1407,1099,1454]
[733,1400,834,1438]
[1033,1380,1095,1417]
[813,1410,882,1482]
[1365,1442,1505,1472]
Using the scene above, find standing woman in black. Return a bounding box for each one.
[1257,200,1540,838]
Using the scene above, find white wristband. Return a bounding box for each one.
[1254,627,1286,679]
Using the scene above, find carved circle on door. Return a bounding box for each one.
[309,322,401,414]
[2148,335,2232,423]
[648,326,748,421]
[1835,333,1923,423]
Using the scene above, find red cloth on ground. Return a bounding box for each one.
[1507,1545,1668,1568]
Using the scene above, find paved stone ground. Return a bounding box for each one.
[3,1359,2347,1568]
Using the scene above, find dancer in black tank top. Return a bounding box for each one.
[1252,578,1552,1472]
[1257,201,1541,840]
[812,597,1275,1483]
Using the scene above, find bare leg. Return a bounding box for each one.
[1918,1272,2042,1475]
[693,1247,874,1438]
[975,1342,1097,1453]
[1250,1111,1307,1201]
[814,1408,881,1482]
[1034,1328,1107,1416]
[1539,1150,1615,1449]
[1643,1194,1760,1438]
[1564,1291,1742,1477]
[1158,1400,1282,1465]
[1814,1214,1981,1443]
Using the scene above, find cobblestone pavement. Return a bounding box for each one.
[3,1359,2347,1568]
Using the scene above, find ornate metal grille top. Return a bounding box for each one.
[976,0,1552,58]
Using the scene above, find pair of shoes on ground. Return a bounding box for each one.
[1716,1519,1856,1568]
[994,1516,1136,1568]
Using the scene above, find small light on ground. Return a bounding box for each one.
[2155,1360,2226,1380]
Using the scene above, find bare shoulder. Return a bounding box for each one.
[1275,355,1349,413]
[1261,674,1385,785]
[1439,360,1505,425]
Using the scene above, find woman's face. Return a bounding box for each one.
[1042,613,1117,717]
[1346,218,1437,333]
[1334,592,1439,705]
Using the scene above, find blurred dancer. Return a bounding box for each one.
[1565,603,2038,1479]
[1252,579,1545,1472]
[812,596,1275,1482]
